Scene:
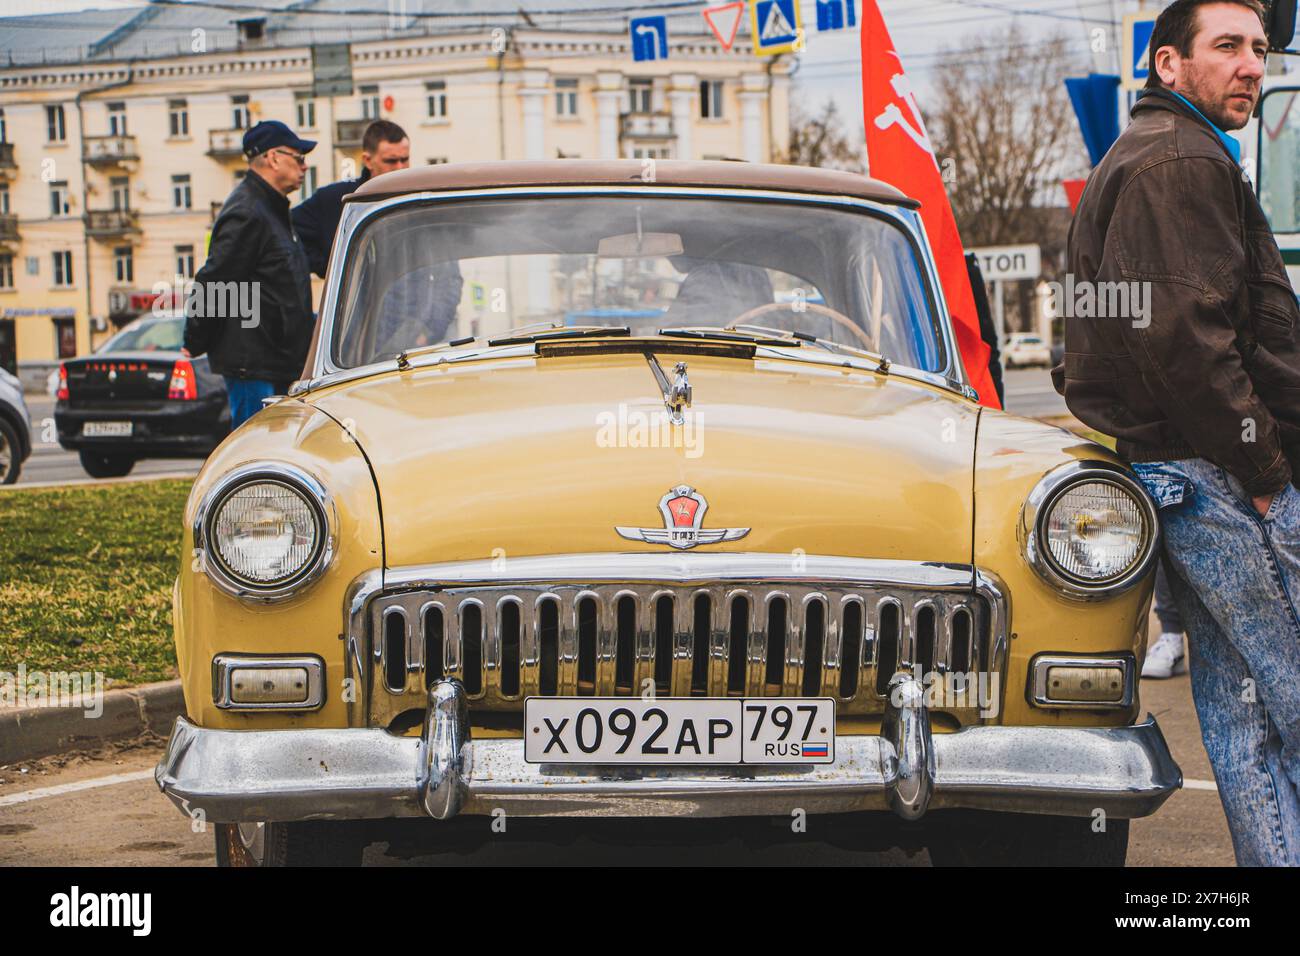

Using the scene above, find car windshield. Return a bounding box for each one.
[332,195,945,371]
[99,317,184,353]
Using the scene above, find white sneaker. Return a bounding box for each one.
[1142,632,1187,679]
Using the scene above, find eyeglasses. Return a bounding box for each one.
[270,148,307,166]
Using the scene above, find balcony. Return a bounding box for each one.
[621,112,675,139]
[0,143,15,179]
[0,213,18,245]
[82,134,139,166]
[84,208,140,240]
[208,128,246,160]
[335,118,369,148]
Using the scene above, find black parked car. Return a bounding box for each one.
[55,313,230,478]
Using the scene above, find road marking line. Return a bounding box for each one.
[1184,778,1218,791]
[0,769,154,808]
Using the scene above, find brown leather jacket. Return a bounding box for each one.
[1052,89,1300,496]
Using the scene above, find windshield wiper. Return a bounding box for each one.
[729,323,891,373]
[488,325,631,346]
[657,326,803,347]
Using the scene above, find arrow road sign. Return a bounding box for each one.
[630,15,669,62]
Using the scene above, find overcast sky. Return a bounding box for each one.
[0,0,1145,133]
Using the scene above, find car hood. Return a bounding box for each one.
[307,350,979,570]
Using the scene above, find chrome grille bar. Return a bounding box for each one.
[357,556,1008,726]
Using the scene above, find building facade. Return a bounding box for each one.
[0,4,792,382]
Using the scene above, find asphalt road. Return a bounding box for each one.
[0,627,1233,867]
[1000,365,1068,419]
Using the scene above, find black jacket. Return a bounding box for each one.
[1053,89,1300,496]
[184,171,314,384]
[292,169,370,279]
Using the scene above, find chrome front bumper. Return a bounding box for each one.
[155,677,1182,824]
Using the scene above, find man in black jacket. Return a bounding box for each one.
[293,119,409,279]
[184,121,316,428]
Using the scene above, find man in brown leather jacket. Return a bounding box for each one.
[1055,0,1300,865]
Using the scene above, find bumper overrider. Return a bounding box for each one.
[155,675,1182,823]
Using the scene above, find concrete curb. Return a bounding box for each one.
[0,680,185,765]
[0,472,198,492]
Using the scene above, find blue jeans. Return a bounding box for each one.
[223,377,281,430]
[1131,458,1300,866]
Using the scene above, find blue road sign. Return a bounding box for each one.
[816,0,856,32]
[1122,12,1158,90]
[630,15,668,62]
[752,0,801,53]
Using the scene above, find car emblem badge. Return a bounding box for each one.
[616,485,750,550]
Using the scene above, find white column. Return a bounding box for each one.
[667,73,696,161]
[595,72,623,160]
[519,69,549,161]
[738,72,769,163]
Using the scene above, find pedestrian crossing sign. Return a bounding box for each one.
[749,0,803,55]
[1122,11,1159,91]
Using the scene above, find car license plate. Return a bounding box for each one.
[523,697,835,765]
[82,421,132,437]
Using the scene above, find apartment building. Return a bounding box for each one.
[0,1,792,381]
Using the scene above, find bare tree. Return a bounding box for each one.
[782,95,866,172]
[926,26,1088,327]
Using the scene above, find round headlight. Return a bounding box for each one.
[1021,462,1158,600]
[199,467,333,598]
[1042,481,1145,582]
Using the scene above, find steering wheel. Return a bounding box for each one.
[727,301,878,352]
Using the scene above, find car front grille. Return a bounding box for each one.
[353,555,1008,727]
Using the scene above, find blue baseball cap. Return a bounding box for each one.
[242,120,317,159]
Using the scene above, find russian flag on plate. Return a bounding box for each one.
[803,742,829,758]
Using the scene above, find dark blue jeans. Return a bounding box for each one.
[224,377,283,430]
[1132,458,1300,866]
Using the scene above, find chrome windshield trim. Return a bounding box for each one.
[311,184,966,399]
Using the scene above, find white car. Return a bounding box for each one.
[1003,333,1052,369]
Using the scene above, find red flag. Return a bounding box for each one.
[860,2,1000,408]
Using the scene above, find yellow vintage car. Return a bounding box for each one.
[155,159,1181,866]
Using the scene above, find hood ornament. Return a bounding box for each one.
[616,485,749,550]
[645,355,692,425]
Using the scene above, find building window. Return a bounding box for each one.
[629,78,653,114]
[361,84,380,120]
[168,99,189,137]
[110,176,130,211]
[555,78,578,117]
[296,93,316,130]
[632,146,672,160]
[107,102,127,136]
[172,174,192,210]
[232,95,250,130]
[0,255,13,290]
[425,80,447,119]
[700,80,724,119]
[302,166,318,198]
[113,246,133,284]
[54,318,76,358]
[0,184,9,215]
[0,108,7,143]
[175,245,195,279]
[50,181,70,217]
[46,104,66,142]
[427,156,448,165]
[52,250,73,287]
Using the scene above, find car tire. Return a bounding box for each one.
[0,417,20,485]
[214,821,367,867]
[926,811,1128,867]
[78,450,136,479]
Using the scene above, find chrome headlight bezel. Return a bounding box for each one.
[1018,460,1159,601]
[193,462,337,603]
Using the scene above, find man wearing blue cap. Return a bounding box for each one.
[183,119,318,428]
